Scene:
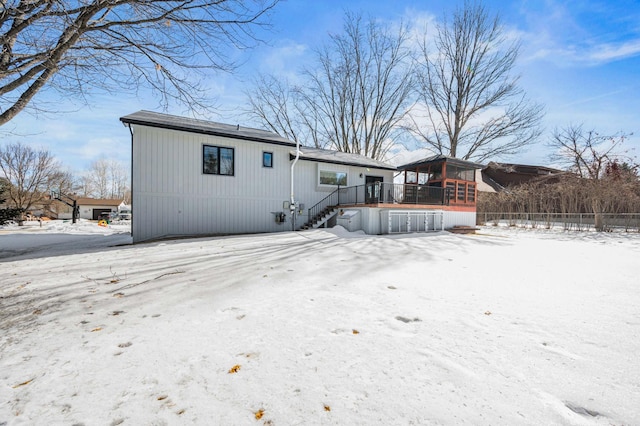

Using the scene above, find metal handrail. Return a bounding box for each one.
[304,183,451,229]
[306,186,342,228]
[377,183,450,205]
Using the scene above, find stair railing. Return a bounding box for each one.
[306,185,341,228]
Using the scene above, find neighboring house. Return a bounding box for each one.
[480,162,565,192]
[121,111,481,243]
[58,198,122,220]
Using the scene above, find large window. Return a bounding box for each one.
[418,172,429,184]
[320,170,347,186]
[203,145,234,176]
[446,165,475,181]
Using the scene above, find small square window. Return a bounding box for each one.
[263,151,273,168]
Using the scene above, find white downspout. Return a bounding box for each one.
[290,139,301,231]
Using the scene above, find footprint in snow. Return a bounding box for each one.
[565,402,602,418]
[395,316,421,323]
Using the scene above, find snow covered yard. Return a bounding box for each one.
[1,222,639,425]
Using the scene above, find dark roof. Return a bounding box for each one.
[478,171,505,192]
[122,111,397,170]
[398,154,484,170]
[75,198,123,206]
[485,162,563,175]
[291,146,397,171]
[483,162,566,188]
[120,110,296,147]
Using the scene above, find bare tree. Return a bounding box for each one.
[75,174,95,198]
[409,1,543,161]
[247,12,414,160]
[0,142,67,213]
[89,158,110,199]
[246,75,311,145]
[0,0,278,126]
[549,124,636,230]
[84,157,129,199]
[549,124,633,179]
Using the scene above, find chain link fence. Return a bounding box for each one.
[478,212,640,232]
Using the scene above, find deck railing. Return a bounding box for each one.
[305,183,450,228]
[377,183,450,205]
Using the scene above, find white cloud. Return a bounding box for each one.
[259,41,308,77]
[588,39,640,62]
[386,145,435,166]
[523,38,640,67]
[515,0,640,67]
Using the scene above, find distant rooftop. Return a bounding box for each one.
[120,110,296,147]
[398,154,485,170]
[75,198,123,206]
[485,162,564,175]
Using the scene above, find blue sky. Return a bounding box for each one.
[3,0,639,173]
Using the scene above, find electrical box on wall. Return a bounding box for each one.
[274,212,286,223]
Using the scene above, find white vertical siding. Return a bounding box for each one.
[131,124,397,242]
[292,160,394,225]
[132,125,294,242]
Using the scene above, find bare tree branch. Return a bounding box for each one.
[408,1,544,161]
[549,124,634,180]
[0,0,279,126]
[245,12,413,161]
[82,156,129,199]
[0,141,67,212]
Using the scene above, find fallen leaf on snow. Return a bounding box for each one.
[91,327,102,332]
[228,364,241,374]
[352,329,359,335]
[484,311,492,316]
[12,379,34,388]
[254,409,264,420]
[324,404,331,411]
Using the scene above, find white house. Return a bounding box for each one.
[121,111,479,243]
[57,197,122,220]
[121,111,399,242]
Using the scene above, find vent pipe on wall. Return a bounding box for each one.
[290,138,301,231]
